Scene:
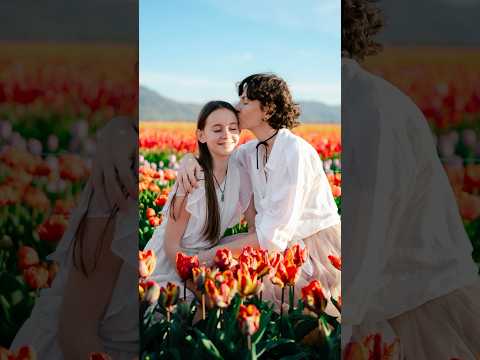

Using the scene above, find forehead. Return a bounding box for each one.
[206,108,238,125]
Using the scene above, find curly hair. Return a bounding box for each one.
[342,0,384,61]
[237,73,301,130]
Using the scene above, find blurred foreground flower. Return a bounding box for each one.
[138,250,157,278]
[139,279,160,305]
[23,265,49,289]
[89,352,112,360]
[17,246,39,270]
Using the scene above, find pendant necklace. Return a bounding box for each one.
[213,164,228,202]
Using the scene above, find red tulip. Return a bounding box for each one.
[175,252,199,281]
[301,280,327,315]
[237,304,261,336]
[138,250,157,278]
[17,246,39,270]
[214,248,236,271]
[23,265,49,289]
[284,243,308,268]
[270,261,301,288]
[328,255,342,270]
[37,214,68,243]
[155,195,168,207]
[268,251,283,274]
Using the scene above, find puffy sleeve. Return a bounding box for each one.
[342,106,416,326]
[254,143,306,252]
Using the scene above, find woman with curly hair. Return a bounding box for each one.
[342,1,480,358]
[178,73,341,313]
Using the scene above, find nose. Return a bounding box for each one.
[234,102,241,111]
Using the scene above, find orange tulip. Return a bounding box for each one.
[270,260,301,288]
[237,304,261,336]
[301,280,327,315]
[205,275,237,308]
[284,243,308,268]
[158,282,180,312]
[236,263,262,298]
[17,246,39,270]
[138,250,157,278]
[146,207,156,218]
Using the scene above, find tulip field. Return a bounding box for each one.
[138,121,343,359]
[0,43,136,355]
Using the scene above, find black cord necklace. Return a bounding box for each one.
[255,130,279,169]
[213,163,228,202]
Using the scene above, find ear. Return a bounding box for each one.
[197,129,206,143]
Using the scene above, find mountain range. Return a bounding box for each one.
[140,85,340,123]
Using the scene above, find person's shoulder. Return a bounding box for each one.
[238,139,258,152]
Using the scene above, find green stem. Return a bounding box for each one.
[184,280,187,301]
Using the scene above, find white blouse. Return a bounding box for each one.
[341,58,479,326]
[234,128,341,254]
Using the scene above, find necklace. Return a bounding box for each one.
[255,130,279,169]
[212,163,228,202]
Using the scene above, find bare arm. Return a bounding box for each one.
[58,217,122,360]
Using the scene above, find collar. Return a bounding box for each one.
[263,128,290,171]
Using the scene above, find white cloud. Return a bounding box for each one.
[290,81,340,105]
[140,70,340,105]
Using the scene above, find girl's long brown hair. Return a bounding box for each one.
[169,101,238,244]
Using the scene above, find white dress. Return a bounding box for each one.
[10,179,139,359]
[144,156,252,297]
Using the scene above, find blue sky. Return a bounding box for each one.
[140,0,340,105]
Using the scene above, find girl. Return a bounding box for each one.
[10,117,139,360]
[177,74,341,313]
[143,101,253,300]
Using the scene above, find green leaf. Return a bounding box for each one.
[193,328,224,360]
[257,338,295,358]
